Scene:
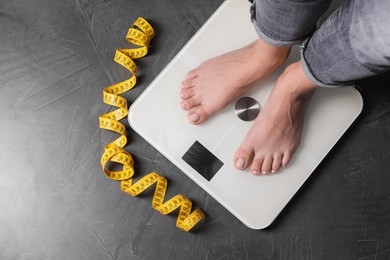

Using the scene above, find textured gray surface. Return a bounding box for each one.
[1,0,390,259]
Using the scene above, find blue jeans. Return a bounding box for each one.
[251,0,390,87]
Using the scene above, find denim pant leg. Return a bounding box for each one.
[252,0,332,46]
[301,0,390,87]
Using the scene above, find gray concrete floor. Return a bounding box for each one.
[1,0,390,259]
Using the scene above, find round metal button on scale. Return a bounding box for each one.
[234,97,261,121]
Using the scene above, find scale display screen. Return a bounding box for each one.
[182,141,224,181]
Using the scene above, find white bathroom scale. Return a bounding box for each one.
[129,0,363,229]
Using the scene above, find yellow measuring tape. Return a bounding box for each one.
[99,18,205,232]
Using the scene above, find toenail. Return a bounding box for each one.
[271,170,276,173]
[236,158,245,168]
[181,103,187,109]
[262,170,268,174]
[190,113,200,122]
[252,170,259,175]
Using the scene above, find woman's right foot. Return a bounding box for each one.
[179,39,291,124]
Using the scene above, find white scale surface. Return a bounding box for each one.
[129,0,363,229]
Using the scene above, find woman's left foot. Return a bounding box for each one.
[233,61,317,175]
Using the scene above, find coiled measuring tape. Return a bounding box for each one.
[99,18,205,232]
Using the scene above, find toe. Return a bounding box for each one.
[185,68,199,80]
[233,143,254,171]
[187,107,210,125]
[180,87,195,99]
[180,79,195,89]
[180,96,199,110]
[250,156,264,175]
[261,157,273,174]
[188,112,201,124]
[282,151,292,168]
[271,153,283,173]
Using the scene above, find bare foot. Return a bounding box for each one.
[179,39,291,124]
[233,61,317,175]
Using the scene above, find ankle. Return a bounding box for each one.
[282,61,317,96]
[253,39,291,67]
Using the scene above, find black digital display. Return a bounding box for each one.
[182,141,224,181]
